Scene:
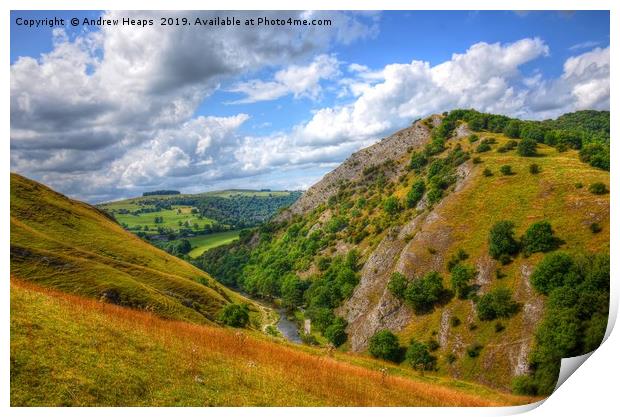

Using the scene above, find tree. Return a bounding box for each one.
[218,303,250,327]
[530,252,578,295]
[404,271,446,313]
[388,272,408,298]
[368,329,401,362]
[406,180,425,208]
[280,274,305,309]
[383,196,401,215]
[488,221,519,260]
[504,120,521,138]
[521,221,558,256]
[409,151,428,171]
[325,317,348,347]
[517,138,538,156]
[450,264,476,299]
[406,340,436,371]
[476,287,519,321]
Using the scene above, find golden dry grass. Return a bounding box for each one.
[11,279,536,407]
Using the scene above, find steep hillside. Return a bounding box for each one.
[200,110,609,395]
[11,280,533,406]
[10,173,262,326]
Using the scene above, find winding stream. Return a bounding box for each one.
[275,309,302,344]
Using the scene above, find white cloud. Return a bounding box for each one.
[569,40,601,51]
[228,54,340,103]
[11,22,609,203]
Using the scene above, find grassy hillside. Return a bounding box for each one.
[199,110,609,394]
[187,230,241,258]
[10,173,262,326]
[11,280,535,406]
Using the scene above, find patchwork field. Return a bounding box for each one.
[186,230,242,258]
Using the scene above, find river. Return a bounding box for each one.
[275,308,303,344]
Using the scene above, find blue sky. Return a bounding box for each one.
[10,10,610,202]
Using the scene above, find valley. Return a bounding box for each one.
[9,109,609,405]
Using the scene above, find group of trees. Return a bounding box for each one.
[489,220,560,264]
[447,108,609,170]
[368,330,437,371]
[513,252,609,395]
[388,271,449,314]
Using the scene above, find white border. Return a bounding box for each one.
[2,1,616,416]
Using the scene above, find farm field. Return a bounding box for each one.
[186,230,242,258]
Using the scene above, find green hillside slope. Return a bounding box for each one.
[10,173,262,326]
[198,110,609,395]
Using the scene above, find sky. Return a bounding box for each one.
[10,10,610,203]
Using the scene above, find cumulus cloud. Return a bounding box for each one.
[10,19,609,203]
[10,10,376,201]
[228,54,340,103]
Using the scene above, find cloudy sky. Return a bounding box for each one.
[10,10,610,203]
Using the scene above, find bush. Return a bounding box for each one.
[404,271,447,314]
[500,165,513,175]
[450,264,476,299]
[488,220,519,259]
[517,138,538,156]
[218,303,250,327]
[368,329,401,362]
[483,168,493,177]
[426,187,443,205]
[406,180,425,208]
[579,143,609,171]
[589,182,608,195]
[446,248,469,271]
[388,272,408,298]
[495,322,506,332]
[451,316,461,327]
[325,317,348,347]
[427,339,440,352]
[476,287,519,321]
[521,221,559,256]
[406,340,436,371]
[466,343,483,358]
[504,120,521,138]
[383,196,401,215]
[529,163,541,174]
[409,151,428,171]
[468,134,479,143]
[476,143,491,153]
[512,375,539,395]
[590,223,602,233]
[529,252,577,295]
[446,353,457,364]
[472,156,482,164]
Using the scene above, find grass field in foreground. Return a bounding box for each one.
[186,230,241,258]
[10,280,537,407]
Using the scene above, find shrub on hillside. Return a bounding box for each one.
[406,180,425,208]
[476,287,519,321]
[406,340,436,371]
[500,165,513,175]
[466,343,484,358]
[589,182,608,195]
[426,187,443,205]
[383,196,401,215]
[218,303,250,327]
[529,252,577,295]
[488,221,519,260]
[404,271,447,314]
[325,317,348,347]
[483,168,493,177]
[476,142,491,153]
[409,151,428,171]
[368,329,401,362]
[503,120,521,138]
[521,221,560,256]
[517,138,538,156]
[529,163,541,174]
[450,264,476,299]
[388,272,408,298]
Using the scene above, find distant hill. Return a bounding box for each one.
[10,173,261,326]
[200,109,609,396]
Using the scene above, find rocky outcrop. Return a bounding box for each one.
[279,117,440,220]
